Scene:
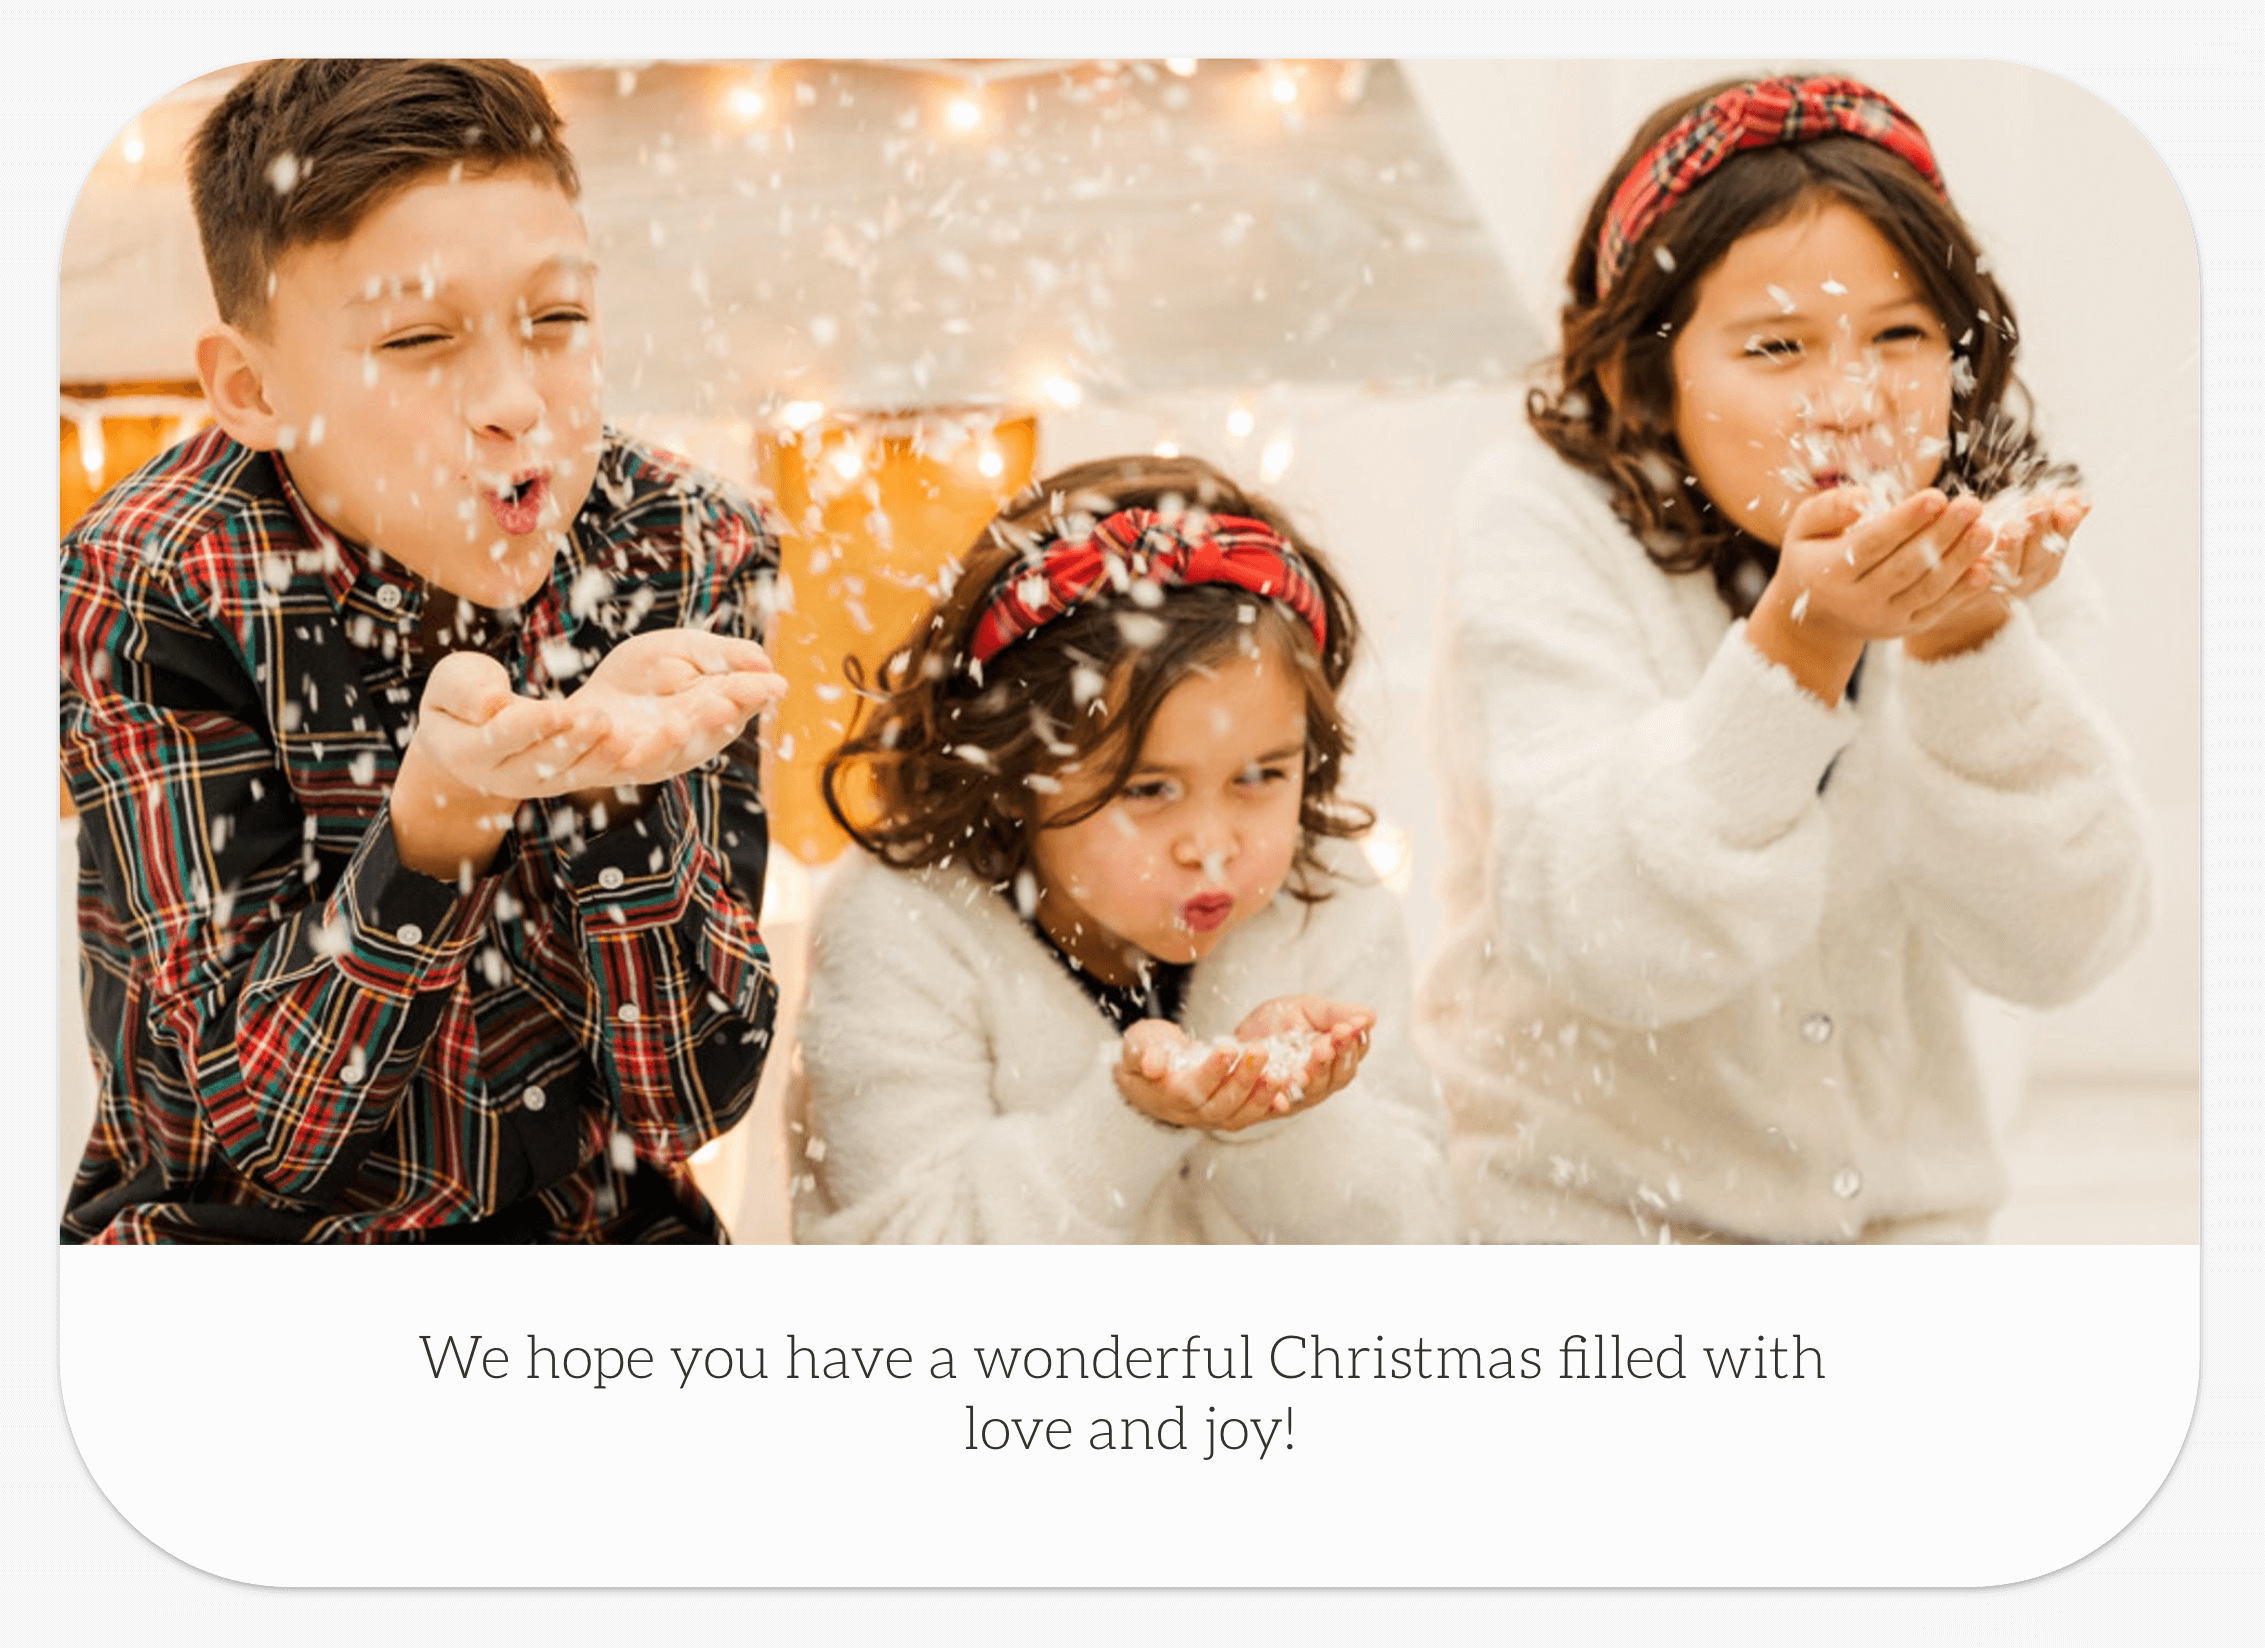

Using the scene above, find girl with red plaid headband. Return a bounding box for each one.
[1416,73,2151,1243]
[790,454,1451,1243]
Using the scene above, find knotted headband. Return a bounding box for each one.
[1595,75,1947,298]
[968,508,1328,667]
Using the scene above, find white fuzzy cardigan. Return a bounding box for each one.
[1415,429,2153,1243]
[791,844,1454,1244]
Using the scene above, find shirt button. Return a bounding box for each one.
[1831,1167,1862,1200]
[375,583,404,610]
[597,866,625,891]
[618,1002,641,1024]
[397,923,424,946]
[523,1085,547,1112]
[1801,1013,1834,1045]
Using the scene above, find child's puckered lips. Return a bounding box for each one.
[1176,891,1236,933]
[482,469,551,536]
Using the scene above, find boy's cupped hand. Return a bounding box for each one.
[562,629,787,787]
[413,630,787,803]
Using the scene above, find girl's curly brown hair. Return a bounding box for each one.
[821,454,1374,901]
[1532,75,2072,617]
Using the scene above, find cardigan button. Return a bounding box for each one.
[598,865,626,891]
[523,1085,547,1112]
[375,582,404,610]
[1801,1013,1834,1045]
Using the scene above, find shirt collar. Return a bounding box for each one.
[271,454,430,629]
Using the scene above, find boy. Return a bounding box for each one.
[60,59,787,1242]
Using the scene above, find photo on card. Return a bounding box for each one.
[57,57,2195,1251]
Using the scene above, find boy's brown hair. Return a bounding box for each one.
[187,58,579,328]
[1530,75,2070,617]
[822,454,1374,902]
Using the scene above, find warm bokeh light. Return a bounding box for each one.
[1041,375,1082,409]
[72,415,106,486]
[1260,437,1294,481]
[946,97,983,132]
[1360,818,1413,892]
[1225,406,1255,438]
[776,399,827,433]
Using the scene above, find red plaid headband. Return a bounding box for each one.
[968,508,1328,667]
[1596,75,1947,298]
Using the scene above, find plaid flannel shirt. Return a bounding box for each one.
[60,425,781,1243]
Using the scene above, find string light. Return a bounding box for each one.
[1041,375,1082,409]
[1153,439,1180,458]
[776,399,826,433]
[945,94,984,133]
[976,446,1005,479]
[1225,406,1254,439]
[729,85,766,120]
[1166,59,1198,77]
[1260,437,1294,481]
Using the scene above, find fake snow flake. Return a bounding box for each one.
[266,153,303,194]
[539,636,590,681]
[1653,246,1676,272]
[1168,1026,1325,1091]
[1114,612,1166,649]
